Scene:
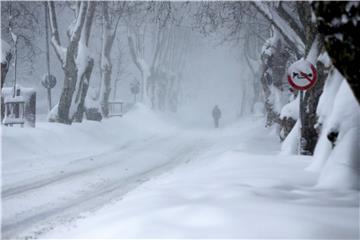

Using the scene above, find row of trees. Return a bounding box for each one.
[1,1,192,123]
[2,1,358,189]
[194,1,359,189]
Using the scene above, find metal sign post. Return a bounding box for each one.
[41,74,56,107]
[43,2,56,111]
[287,59,318,155]
[299,90,305,154]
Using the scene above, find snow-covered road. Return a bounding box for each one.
[1,105,250,239]
[1,105,358,239]
[2,134,211,239]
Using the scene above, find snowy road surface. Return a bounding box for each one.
[2,135,210,239]
[1,105,359,239]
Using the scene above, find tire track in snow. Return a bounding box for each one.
[2,137,152,198]
[1,134,212,240]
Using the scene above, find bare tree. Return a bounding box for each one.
[1,1,42,86]
[47,1,96,124]
[98,1,127,117]
[126,2,191,111]
[246,2,328,154]
[127,14,150,105]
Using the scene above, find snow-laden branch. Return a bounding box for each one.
[69,2,87,46]
[47,1,66,65]
[252,2,305,57]
[305,34,323,64]
[127,34,149,76]
[277,2,306,42]
[82,1,96,46]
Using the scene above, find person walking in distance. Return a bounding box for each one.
[212,105,222,128]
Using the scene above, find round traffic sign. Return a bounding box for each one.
[287,59,317,91]
[41,74,57,89]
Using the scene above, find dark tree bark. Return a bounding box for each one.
[260,33,291,127]
[297,2,326,155]
[48,1,96,124]
[312,1,360,104]
[280,116,296,141]
[99,2,122,117]
[74,58,94,122]
[302,60,327,154]
[1,51,12,89]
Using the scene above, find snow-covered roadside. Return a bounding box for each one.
[41,115,359,238]
[2,104,186,239]
[1,104,176,188]
[3,104,275,239]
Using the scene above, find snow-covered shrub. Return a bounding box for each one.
[279,94,298,140]
[280,120,300,155]
[311,79,360,190]
[307,68,343,171]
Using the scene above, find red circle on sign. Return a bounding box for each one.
[287,63,317,91]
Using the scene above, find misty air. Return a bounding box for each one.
[1,1,359,239]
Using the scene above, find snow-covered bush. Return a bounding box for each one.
[307,68,343,171]
[315,80,360,190]
[279,94,298,140]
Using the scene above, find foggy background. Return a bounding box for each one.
[2,1,259,125]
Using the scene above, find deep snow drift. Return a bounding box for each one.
[1,104,359,239]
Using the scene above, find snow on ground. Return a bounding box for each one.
[1,104,175,188]
[1,104,359,239]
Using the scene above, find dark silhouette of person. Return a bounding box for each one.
[212,105,222,128]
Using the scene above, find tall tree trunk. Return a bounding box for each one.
[57,55,78,124]
[127,34,151,106]
[299,1,327,154]
[301,60,326,154]
[299,33,326,154]
[99,23,113,118]
[48,1,95,124]
[73,57,94,122]
[99,2,121,117]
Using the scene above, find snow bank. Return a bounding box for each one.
[316,69,343,126]
[3,107,358,238]
[280,94,299,120]
[4,103,174,160]
[2,85,35,103]
[43,123,358,239]
[317,128,359,189]
[280,119,300,155]
[315,81,360,190]
[2,104,177,187]
[307,69,343,171]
